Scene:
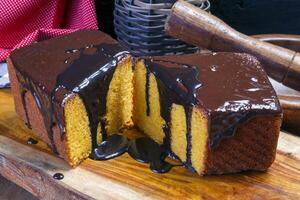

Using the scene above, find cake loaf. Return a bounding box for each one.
[134,53,282,175]
[8,30,134,166]
[8,30,282,175]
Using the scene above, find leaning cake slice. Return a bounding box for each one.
[134,53,282,175]
[7,30,134,166]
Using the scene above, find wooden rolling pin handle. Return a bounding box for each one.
[165,0,300,91]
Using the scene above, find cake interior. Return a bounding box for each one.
[62,56,209,170]
[133,60,208,173]
[63,56,134,166]
[133,60,165,144]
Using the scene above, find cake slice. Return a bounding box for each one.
[7,30,134,166]
[134,53,282,175]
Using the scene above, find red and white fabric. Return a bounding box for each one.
[0,0,98,61]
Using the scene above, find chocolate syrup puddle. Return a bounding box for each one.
[92,134,128,160]
[128,137,174,173]
[27,137,38,145]
[53,173,64,180]
[91,134,178,173]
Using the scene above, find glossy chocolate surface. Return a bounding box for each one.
[148,53,281,150]
[53,173,64,180]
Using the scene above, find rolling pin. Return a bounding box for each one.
[165,0,300,91]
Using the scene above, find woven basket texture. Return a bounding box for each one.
[114,0,210,56]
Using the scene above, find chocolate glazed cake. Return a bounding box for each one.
[8,30,135,166]
[134,53,282,175]
[8,30,282,175]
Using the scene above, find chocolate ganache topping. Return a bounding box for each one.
[147,53,281,154]
[9,30,281,173]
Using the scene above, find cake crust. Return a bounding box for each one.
[203,115,281,175]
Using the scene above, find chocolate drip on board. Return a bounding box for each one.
[94,134,179,173]
[53,173,64,180]
[93,134,128,160]
[128,137,176,173]
[27,137,38,145]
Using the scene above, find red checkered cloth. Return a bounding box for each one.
[0,0,98,61]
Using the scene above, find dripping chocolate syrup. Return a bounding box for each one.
[13,42,178,173]
[144,59,202,168]
[21,89,31,129]
[57,44,129,151]
[57,44,179,173]
[143,58,279,166]
[16,71,59,153]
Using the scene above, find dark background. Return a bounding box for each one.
[211,0,300,35]
[95,0,300,37]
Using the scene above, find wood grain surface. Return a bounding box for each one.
[0,175,37,200]
[0,89,300,200]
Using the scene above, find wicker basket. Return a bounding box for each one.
[114,0,210,56]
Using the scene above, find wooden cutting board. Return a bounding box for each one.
[0,89,300,200]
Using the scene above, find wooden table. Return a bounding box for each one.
[0,89,300,200]
[0,175,37,200]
